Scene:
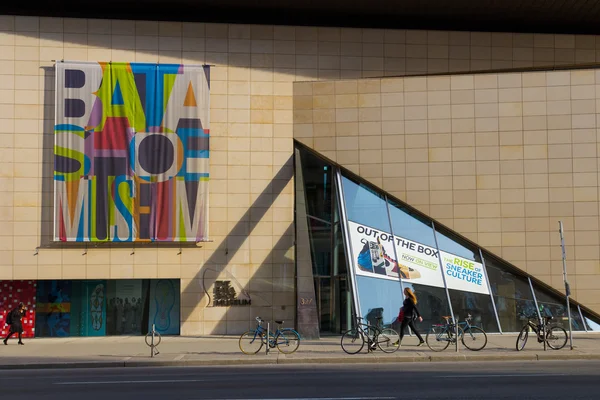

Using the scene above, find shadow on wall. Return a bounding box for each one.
[39,59,295,335]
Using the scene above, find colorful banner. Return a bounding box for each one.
[54,62,210,242]
[348,221,489,295]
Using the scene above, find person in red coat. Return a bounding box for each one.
[3,302,27,345]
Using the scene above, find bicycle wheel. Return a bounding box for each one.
[461,326,487,351]
[144,331,162,347]
[276,329,300,354]
[546,326,568,350]
[239,330,264,355]
[426,325,451,352]
[516,326,529,351]
[341,328,365,354]
[377,328,400,353]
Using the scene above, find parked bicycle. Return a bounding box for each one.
[516,313,568,351]
[341,316,400,354]
[426,314,487,352]
[239,316,301,355]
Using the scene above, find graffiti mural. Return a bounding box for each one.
[54,62,210,242]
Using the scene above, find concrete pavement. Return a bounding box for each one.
[1,332,600,369]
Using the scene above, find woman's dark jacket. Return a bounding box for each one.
[403,298,421,319]
[8,309,26,333]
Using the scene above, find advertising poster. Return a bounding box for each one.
[107,280,143,335]
[83,280,106,336]
[348,221,489,295]
[54,62,210,242]
[35,280,72,337]
[149,279,180,335]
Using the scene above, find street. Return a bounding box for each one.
[1,360,599,399]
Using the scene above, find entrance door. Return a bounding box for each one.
[315,276,351,334]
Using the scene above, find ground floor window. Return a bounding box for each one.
[0,279,180,338]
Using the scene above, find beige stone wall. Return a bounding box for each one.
[294,69,600,313]
[2,15,600,334]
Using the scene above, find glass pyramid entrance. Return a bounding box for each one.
[295,141,600,338]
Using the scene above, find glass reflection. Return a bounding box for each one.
[448,289,499,332]
[434,226,479,262]
[532,285,585,331]
[308,217,332,276]
[356,276,403,328]
[300,149,332,222]
[388,199,436,248]
[485,256,536,332]
[583,311,600,331]
[342,175,391,233]
[401,282,450,329]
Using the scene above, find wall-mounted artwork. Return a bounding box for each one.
[54,62,210,242]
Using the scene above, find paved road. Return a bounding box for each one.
[2,361,598,399]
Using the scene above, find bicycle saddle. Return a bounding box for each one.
[275,320,284,324]
[442,316,451,320]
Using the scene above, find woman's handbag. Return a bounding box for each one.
[397,307,405,323]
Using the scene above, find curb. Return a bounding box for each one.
[2,352,600,370]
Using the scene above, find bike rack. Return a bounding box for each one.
[145,323,161,358]
[266,321,270,355]
[455,315,459,353]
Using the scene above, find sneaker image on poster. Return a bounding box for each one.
[153,280,176,332]
[397,263,422,279]
[369,238,386,275]
[357,240,374,272]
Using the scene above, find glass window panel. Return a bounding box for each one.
[434,226,479,262]
[402,282,451,329]
[341,175,390,233]
[300,149,332,222]
[388,199,436,248]
[356,275,403,328]
[532,284,585,331]
[35,280,73,337]
[448,289,499,333]
[106,279,150,336]
[308,217,332,276]
[485,256,536,332]
[583,311,600,331]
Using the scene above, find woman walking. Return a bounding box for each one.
[398,288,424,347]
[3,302,27,345]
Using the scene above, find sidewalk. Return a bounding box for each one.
[1,333,600,370]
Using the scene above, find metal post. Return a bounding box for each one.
[266,322,270,355]
[455,315,459,353]
[559,221,574,350]
[578,305,588,332]
[151,324,155,358]
[479,249,503,334]
[431,222,457,353]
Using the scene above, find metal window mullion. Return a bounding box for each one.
[384,195,405,297]
[479,249,503,334]
[431,221,456,326]
[578,305,588,332]
[384,195,407,334]
[528,277,542,322]
[334,168,361,321]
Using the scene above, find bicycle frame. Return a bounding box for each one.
[251,319,298,347]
